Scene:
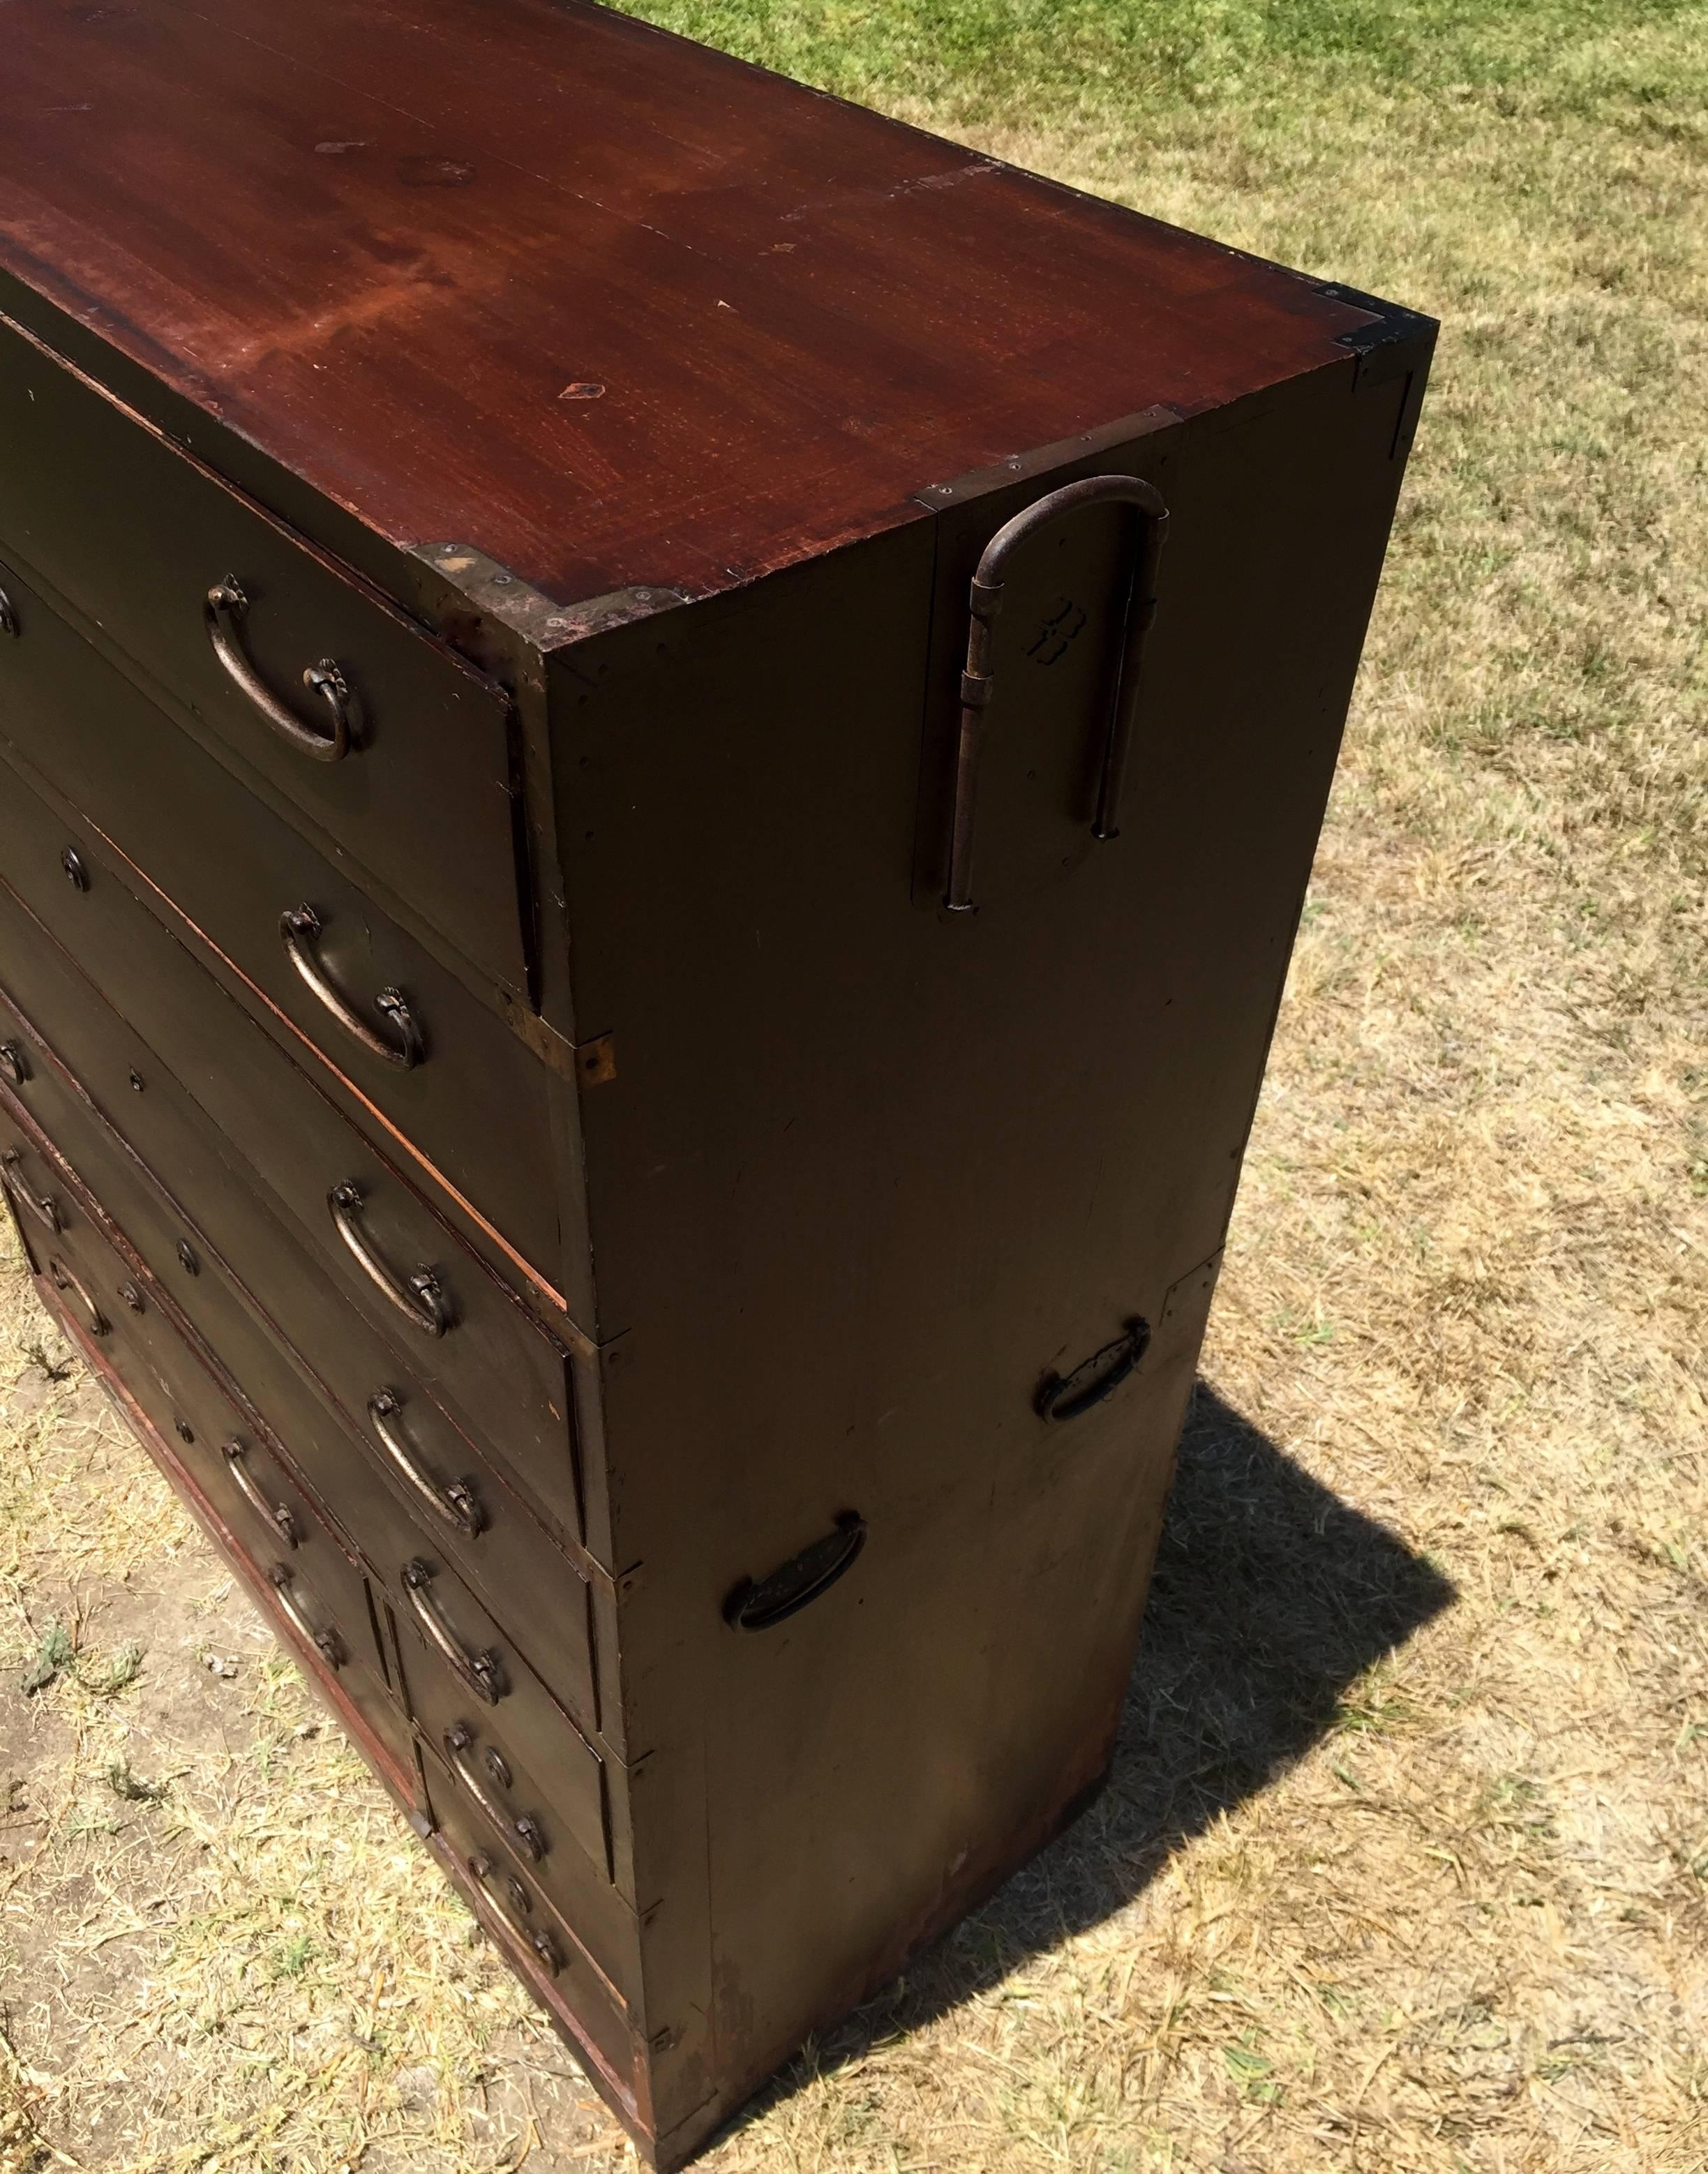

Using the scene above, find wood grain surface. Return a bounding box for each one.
[1,0,1380,605]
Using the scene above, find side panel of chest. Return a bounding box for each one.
[556,348,1426,2104]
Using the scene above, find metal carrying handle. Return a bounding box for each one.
[1036,1319,1151,1423]
[724,1511,867,1631]
[222,1439,300,1547]
[2,1148,63,1234]
[402,1559,505,1703]
[204,578,352,762]
[328,1183,449,1336]
[280,906,424,1069]
[945,473,1169,912]
[0,1040,28,1088]
[368,1390,482,1536]
[444,1722,546,1862]
[465,1849,563,1976]
[47,1254,107,1336]
[0,580,17,638]
[269,1564,347,1667]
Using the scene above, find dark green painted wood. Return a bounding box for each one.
[0,560,576,1305]
[0,315,530,1001]
[0,756,582,1517]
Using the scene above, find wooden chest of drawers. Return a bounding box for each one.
[0,0,1432,2161]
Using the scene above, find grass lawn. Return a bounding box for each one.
[4,0,1707,2168]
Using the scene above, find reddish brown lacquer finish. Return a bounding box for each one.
[0,0,1377,605]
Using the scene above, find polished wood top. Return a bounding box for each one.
[1,0,1384,608]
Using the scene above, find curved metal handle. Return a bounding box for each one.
[402,1559,504,1703]
[222,1439,300,1547]
[368,1390,482,1536]
[204,578,352,762]
[47,1255,107,1336]
[2,1148,63,1234]
[945,473,1169,912]
[464,1849,562,1976]
[444,1723,546,1862]
[0,581,16,638]
[724,1510,867,1631]
[1036,1319,1151,1423]
[269,1564,347,1667]
[280,906,424,1069]
[328,1183,449,1336]
[0,1040,30,1087]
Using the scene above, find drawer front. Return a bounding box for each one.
[3,1080,602,1845]
[0,1000,597,1709]
[0,575,564,1291]
[0,312,527,999]
[421,1744,638,2103]
[400,1650,639,1998]
[0,837,585,1554]
[0,795,580,1512]
[390,1549,610,1887]
[15,1174,411,1778]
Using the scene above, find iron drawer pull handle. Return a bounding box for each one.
[0,581,16,638]
[1036,1319,1151,1423]
[47,1255,107,1335]
[403,1559,505,1703]
[369,1390,483,1535]
[0,1040,29,1086]
[269,1564,347,1668]
[945,473,1169,912]
[2,1148,63,1234]
[280,906,424,1069]
[204,578,352,762]
[328,1183,449,1336]
[222,1439,300,1547]
[444,1723,546,1862]
[465,1850,563,1976]
[724,1511,867,1631]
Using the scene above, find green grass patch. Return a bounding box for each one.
[619,0,1708,133]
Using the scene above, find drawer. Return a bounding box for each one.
[2,1075,604,1840]
[400,1638,640,1999]
[0,792,582,1524]
[14,1171,412,1781]
[0,311,527,1001]
[0,1002,598,1714]
[390,1547,612,1889]
[0,571,567,1294]
[0,833,586,1553]
[421,1742,639,2104]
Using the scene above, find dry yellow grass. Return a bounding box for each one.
[3,12,1707,2170]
